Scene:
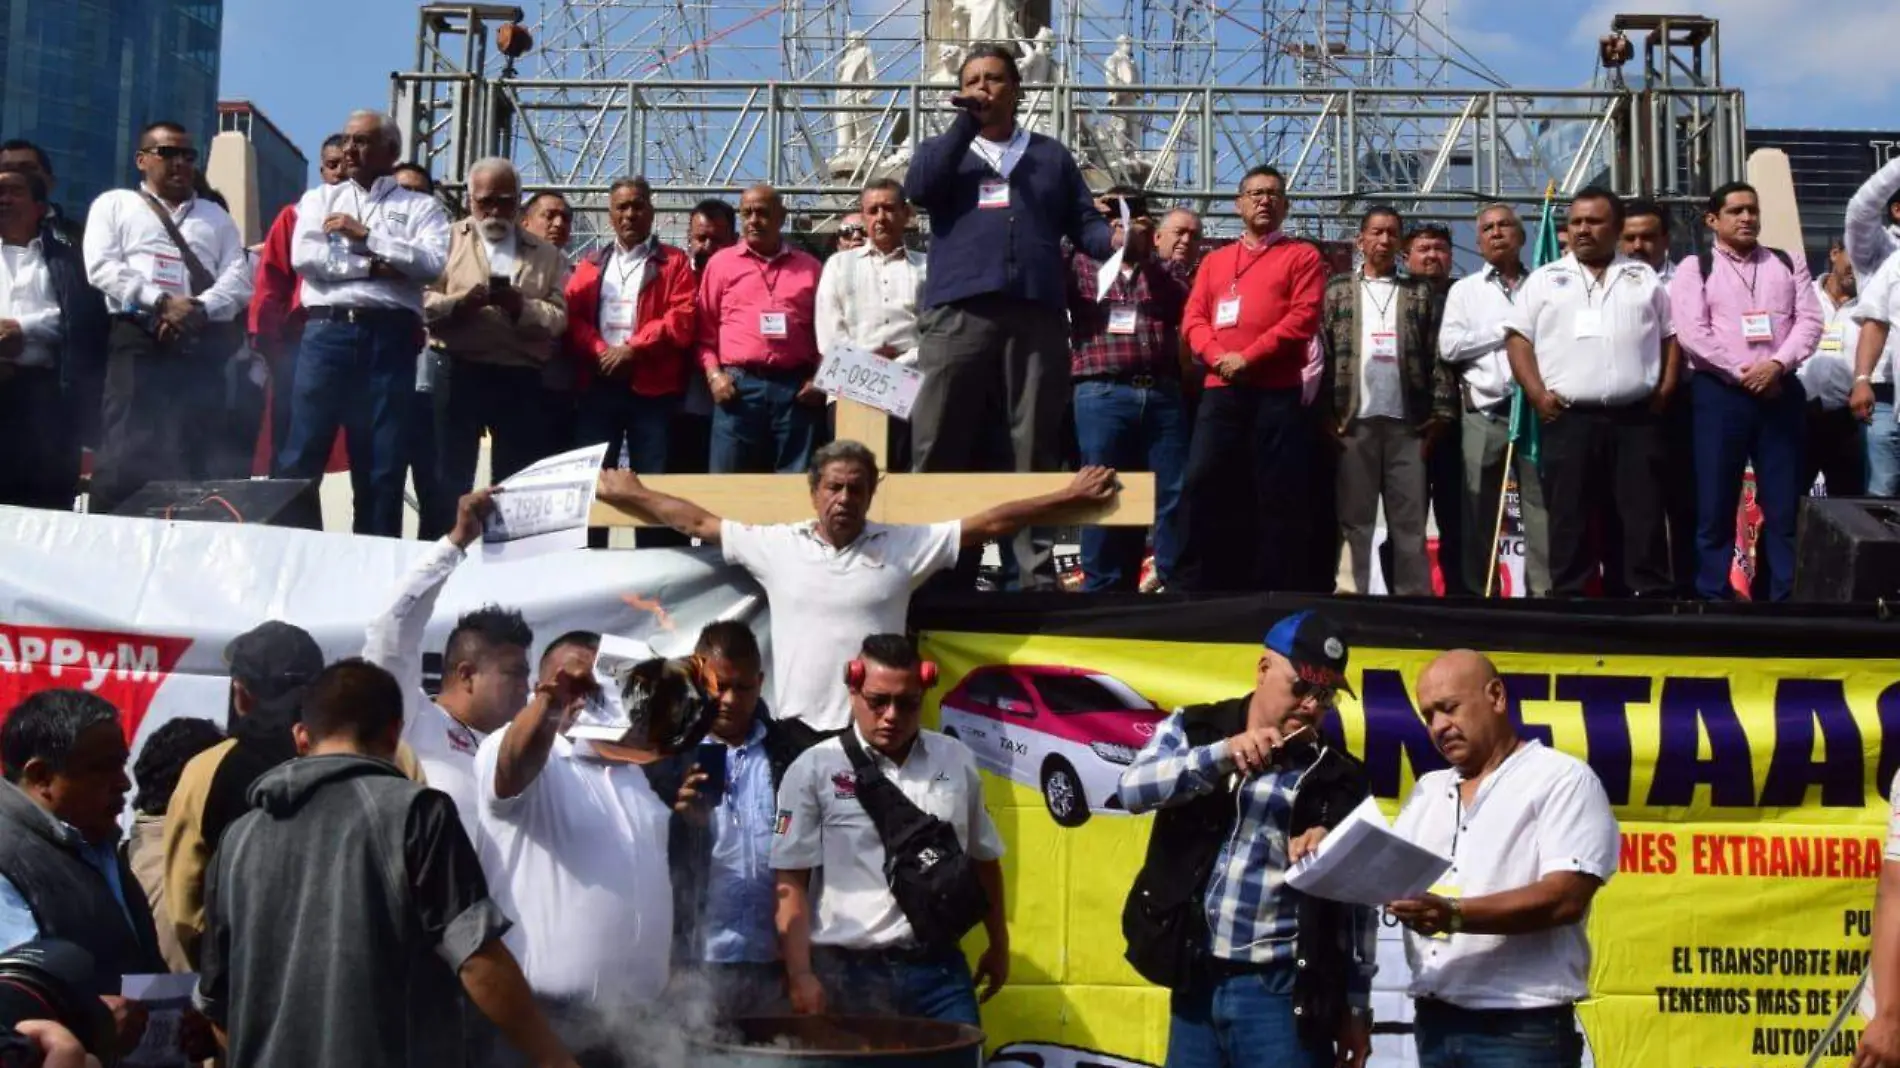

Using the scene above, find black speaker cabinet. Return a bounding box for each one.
[1793,497,1900,603]
[111,479,322,531]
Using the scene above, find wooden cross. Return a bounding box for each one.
[589,398,1156,527]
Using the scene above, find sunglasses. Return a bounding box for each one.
[1291,678,1338,707]
[839,225,866,238]
[142,146,198,164]
[862,692,923,713]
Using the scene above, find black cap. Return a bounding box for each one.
[1263,610,1356,698]
[224,621,324,708]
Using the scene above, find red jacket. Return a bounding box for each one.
[249,205,303,352]
[564,240,697,397]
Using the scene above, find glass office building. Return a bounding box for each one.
[0,0,223,220]
[1749,128,1900,273]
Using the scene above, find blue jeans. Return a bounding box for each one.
[709,368,820,474]
[811,946,980,1027]
[1073,377,1188,590]
[278,315,421,536]
[1165,963,1328,1068]
[1690,372,1805,601]
[1869,400,1900,497]
[1412,1000,1583,1068]
[577,384,677,473]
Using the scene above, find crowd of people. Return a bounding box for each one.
[3,43,1899,599]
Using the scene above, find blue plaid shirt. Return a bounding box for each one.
[1119,710,1375,1007]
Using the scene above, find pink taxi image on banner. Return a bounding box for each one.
[938,664,1166,827]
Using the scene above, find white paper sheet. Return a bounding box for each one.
[481,442,611,562]
[1094,196,1133,302]
[122,972,198,1068]
[1286,796,1451,906]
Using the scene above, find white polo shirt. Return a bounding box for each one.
[771,725,1004,950]
[1851,248,1900,385]
[1391,740,1620,1010]
[1503,253,1674,407]
[472,728,673,1006]
[722,519,960,732]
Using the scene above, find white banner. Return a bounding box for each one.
[0,507,768,756]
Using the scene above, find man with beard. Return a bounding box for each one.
[426,157,569,521]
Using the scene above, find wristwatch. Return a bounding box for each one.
[1446,899,1465,935]
[1857,374,1874,384]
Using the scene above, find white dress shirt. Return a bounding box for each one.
[1802,280,1862,409]
[598,238,654,346]
[1438,263,1527,412]
[1356,273,1404,419]
[81,185,250,321]
[1504,252,1673,407]
[290,175,451,314]
[814,242,927,365]
[1850,248,1900,385]
[0,238,62,369]
[770,725,1004,949]
[1392,740,1620,1010]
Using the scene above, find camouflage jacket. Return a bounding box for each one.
[1317,271,1456,430]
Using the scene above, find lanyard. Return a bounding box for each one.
[1721,251,1762,303]
[1360,274,1398,322]
[1228,233,1284,295]
[350,180,395,230]
[1579,262,1614,309]
[613,243,649,289]
[751,253,785,304]
[972,128,1026,176]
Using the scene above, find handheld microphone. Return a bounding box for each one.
[948,94,982,111]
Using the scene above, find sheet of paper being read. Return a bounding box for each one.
[1095,196,1133,303]
[1284,796,1451,907]
[481,442,611,562]
[122,972,199,1068]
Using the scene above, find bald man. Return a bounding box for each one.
[1386,650,1618,1068]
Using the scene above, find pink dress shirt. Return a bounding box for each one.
[695,240,824,374]
[1669,243,1822,385]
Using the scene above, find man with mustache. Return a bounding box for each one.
[1668,181,1821,601]
[426,157,569,522]
[1387,649,1618,1068]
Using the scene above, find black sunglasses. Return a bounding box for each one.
[1291,678,1338,706]
[863,692,922,713]
[839,225,866,237]
[142,145,198,164]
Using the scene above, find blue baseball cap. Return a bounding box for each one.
[1263,611,1356,698]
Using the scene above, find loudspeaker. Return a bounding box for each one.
[1793,497,1900,603]
[110,479,322,531]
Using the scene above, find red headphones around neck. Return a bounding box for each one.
[845,658,939,689]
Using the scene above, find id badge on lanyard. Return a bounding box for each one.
[603,299,636,340]
[978,179,1010,210]
[1741,311,1773,343]
[1215,297,1241,328]
[759,312,789,339]
[151,252,189,295]
[1107,305,1139,335]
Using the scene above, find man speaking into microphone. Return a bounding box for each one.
[904,43,1118,586]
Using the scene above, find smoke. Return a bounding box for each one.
[582,966,740,1068]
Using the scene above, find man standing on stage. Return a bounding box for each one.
[904,43,1118,586]
[1388,649,1619,1068]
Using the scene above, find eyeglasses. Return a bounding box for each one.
[862,692,923,713]
[1239,188,1285,203]
[141,146,198,164]
[839,225,866,238]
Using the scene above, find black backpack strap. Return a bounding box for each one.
[1771,248,1794,273]
[1698,249,1713,282]
[836,730,913,842]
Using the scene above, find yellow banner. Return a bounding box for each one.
[918,629,1885,1068]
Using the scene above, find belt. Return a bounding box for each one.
[305,305,419,326]
[1414,998,1577,1022]
[1202,956,1294,979]
[814,942,948,966]
[1078,371,1173,390]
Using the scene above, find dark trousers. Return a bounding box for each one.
[1663,388,1699,594]
[810,945,980,1027]
[408,387,450,540]
[1690,373,1806,602]
[279,314,421,537]
[579,384,677,473]
[1805,401,1866,497]
[1538,401,1670,597]
[1412,999,1583,1068]
[709,367,821,474]
[92,320,251,514]
[0,367,78,510]
[911,294,1071,588]
[1072,377,1189,590]
[1427,412,1467,595]
[1175,384,1311,593]
[670,375,714,475]
[439,359,551,509]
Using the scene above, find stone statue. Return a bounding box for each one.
[955,0,1022,45]
[833,33,877,161]
[932,42,963,84]
[1103,34,1138,154]
[1019,27,1056,84]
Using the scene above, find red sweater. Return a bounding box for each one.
[1181,235,1326,390]
[564,241,698,397]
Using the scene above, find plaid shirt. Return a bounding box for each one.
[1119,711,1376,1007]
[1067,252,1191,379]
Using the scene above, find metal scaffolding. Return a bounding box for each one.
[393,4,1745,243]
